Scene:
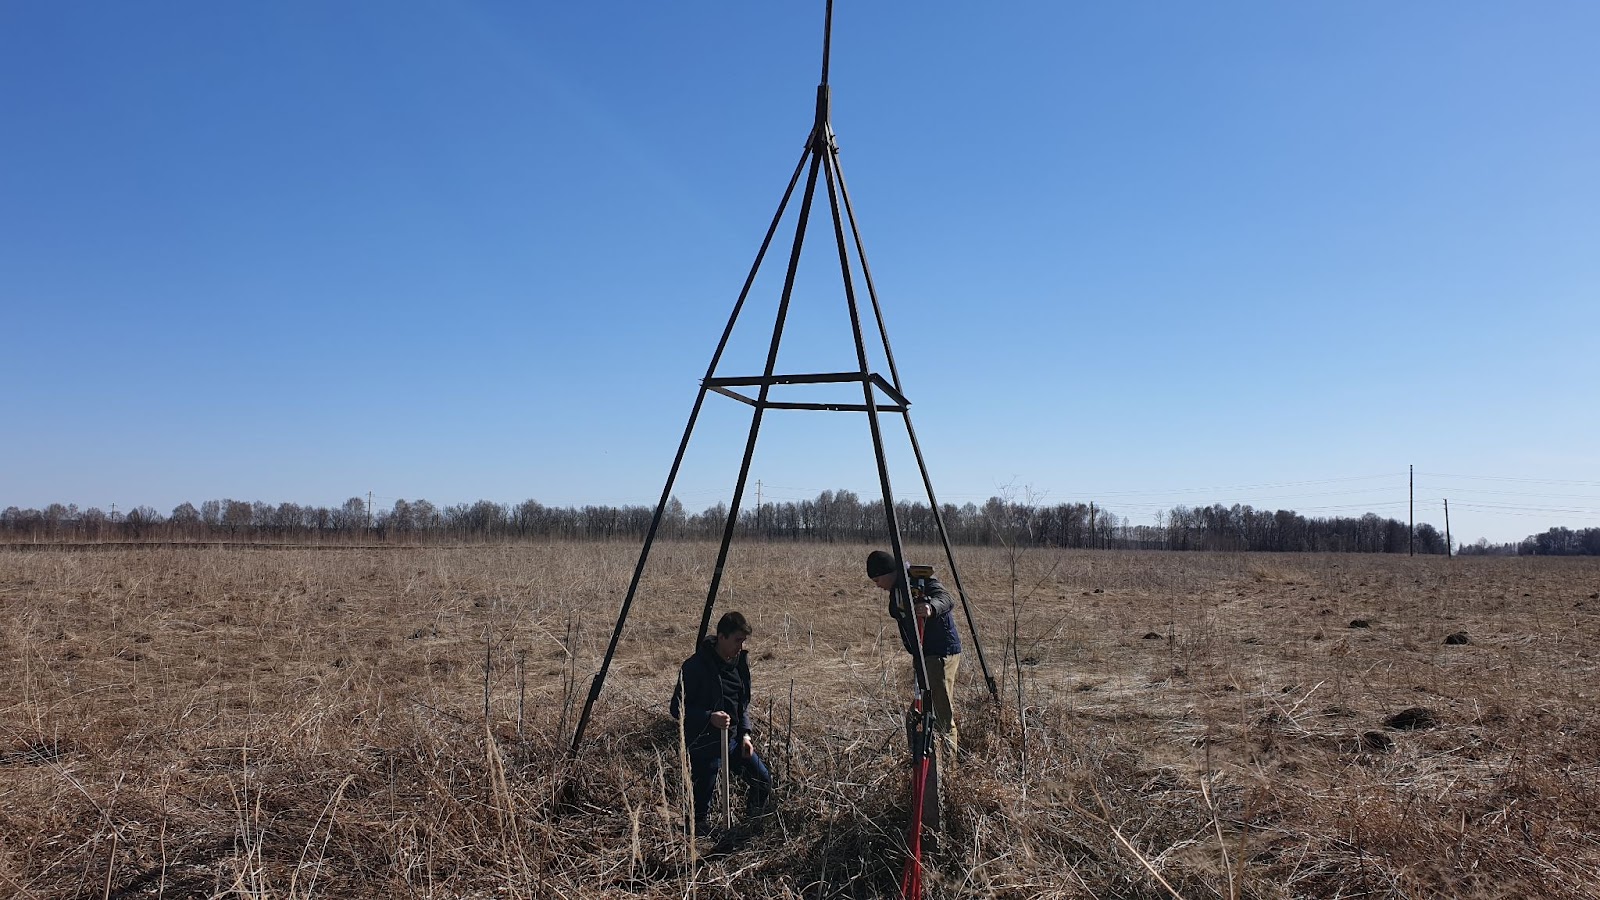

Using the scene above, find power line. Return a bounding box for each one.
[1418,471,1600,488]
[1446,501,1600,515]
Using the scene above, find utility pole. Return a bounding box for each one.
[1409,465,1414,557]
[756,479,762,535]
[1444,498,1451,558]
[367,491,373,529]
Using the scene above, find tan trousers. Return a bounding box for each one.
[923,653,960,757]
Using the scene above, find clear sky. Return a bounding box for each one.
[3,2,1597,546]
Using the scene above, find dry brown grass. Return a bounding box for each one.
[1,542,1597,898]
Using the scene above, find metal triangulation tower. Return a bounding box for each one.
[569,0,1000,759]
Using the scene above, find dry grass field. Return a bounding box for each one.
[2,542,1597,899]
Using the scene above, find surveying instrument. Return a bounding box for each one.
[897,563,942,895]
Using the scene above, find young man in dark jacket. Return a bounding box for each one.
[868,549,962,755]
[670,611,772,829]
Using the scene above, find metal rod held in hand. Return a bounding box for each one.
[721,723,733,829]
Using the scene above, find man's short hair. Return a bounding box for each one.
[717,611,752,637]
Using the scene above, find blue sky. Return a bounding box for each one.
[3,2,1596,545]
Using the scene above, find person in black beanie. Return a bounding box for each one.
[670,611,772,830]
[867,549,962,755]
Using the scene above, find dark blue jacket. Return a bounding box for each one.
[669,637,754,757]
[889,574,962,659]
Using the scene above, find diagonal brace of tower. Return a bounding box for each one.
[569,3,998,755]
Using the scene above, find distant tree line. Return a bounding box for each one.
[0,492,1515,555]
[1456,526,1600,557]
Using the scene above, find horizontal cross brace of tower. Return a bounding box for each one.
[704,371,910,412]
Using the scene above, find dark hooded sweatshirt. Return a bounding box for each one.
[888,574,962,659]
[670,636,753,757]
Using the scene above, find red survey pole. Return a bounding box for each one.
[900,590,935,899]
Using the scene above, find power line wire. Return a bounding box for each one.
[1418,471,1600,488]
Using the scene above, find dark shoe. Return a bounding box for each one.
[745,799,774,829]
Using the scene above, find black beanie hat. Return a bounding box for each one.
[866,550,897,578]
